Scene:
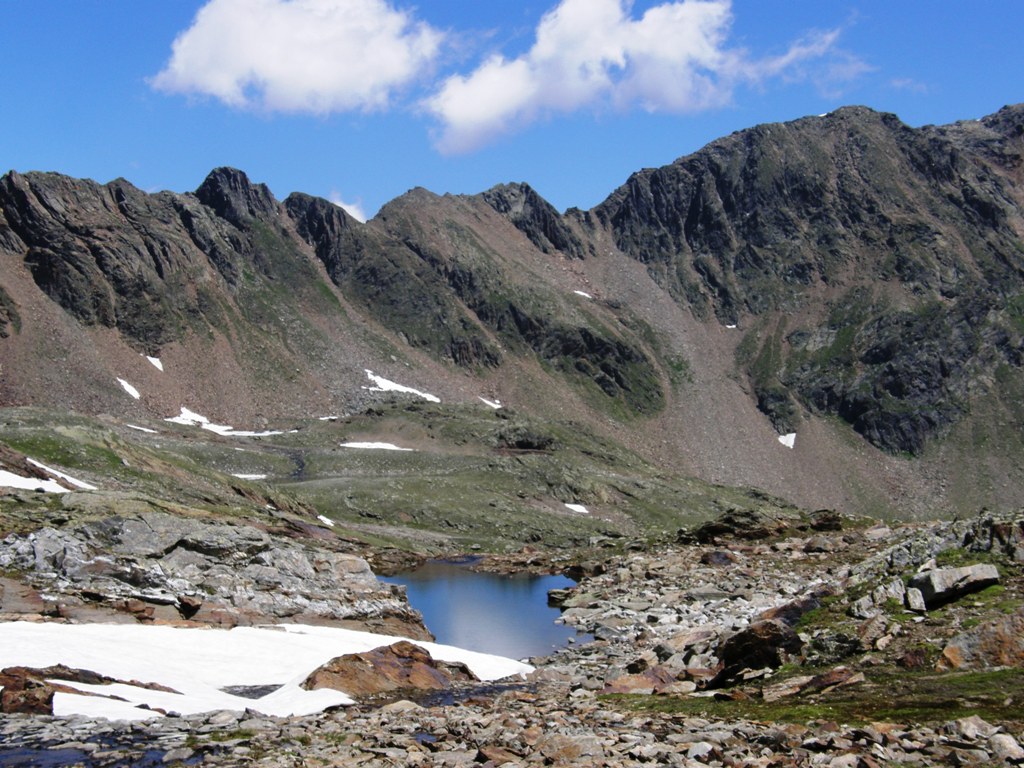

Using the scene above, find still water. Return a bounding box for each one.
[379,560,589,659]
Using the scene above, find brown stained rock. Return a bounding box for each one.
[700,550,739,566]
[939,610,1024,670]
[0,576,48,615]
[758,587,833,627]
[0,664,181,696]
[601,665,676,695]
[1,685,54,714]
[178,594,203,619]
[536,733,602,762]
[302,641,477,698]
[680,509,792,545]
[475,745,522,765]
[810,509,844,532]
[897,648,930,669]
[713,620,803,686]
[801,667,865,694]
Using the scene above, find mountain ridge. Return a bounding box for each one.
[2,103,1024,518]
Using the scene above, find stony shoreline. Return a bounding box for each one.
[2,510,1023,765]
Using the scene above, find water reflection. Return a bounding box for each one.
[380,560,589,659]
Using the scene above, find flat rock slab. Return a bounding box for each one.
[908,564,999,608]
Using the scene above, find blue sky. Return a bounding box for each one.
[2,2,1022,221]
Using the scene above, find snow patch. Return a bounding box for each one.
[231,473,267,480]
[0,470,67,494]
[564,503,589,515]
[317,515,336,527]
[117,378,140,399]
[53,690,162,721]
[364,370,440,403]
[0,622,532,720]
[165,407,283,437]
[341,442,413,451]
[725,324,737,329]
[26,459,97,491]
[126,424,158,434]
[573,290,592,299]
[146,356,164,371]
[778,433,797,449]
[478,397,502,410]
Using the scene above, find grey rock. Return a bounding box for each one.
[905,587,927,613]
[989,733,1024,763]
[908,564,999,608]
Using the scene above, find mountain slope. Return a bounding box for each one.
[592,105,1024,454]
[2,104,1024,520]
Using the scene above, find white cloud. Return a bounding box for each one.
[151,0,443,113]
[425,0,854,154]
[889,77,929,95]
[329,191,367,222]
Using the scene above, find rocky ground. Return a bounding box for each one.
[1,508,1023,766]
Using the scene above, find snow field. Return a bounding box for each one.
[0,622,533,721]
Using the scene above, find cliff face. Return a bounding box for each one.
[2,104,1024,516]
[594,105,1024,453]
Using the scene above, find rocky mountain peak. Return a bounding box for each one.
[2,103,1024,513]
[479,182,586,258]
[195,166,279,228]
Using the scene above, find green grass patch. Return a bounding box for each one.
[605,667,1024,728]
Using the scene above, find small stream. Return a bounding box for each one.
[379,559,590,659]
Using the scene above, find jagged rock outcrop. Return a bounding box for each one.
[480,182,586,258]
[0,507,427,636]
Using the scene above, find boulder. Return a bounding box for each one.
[301,641,477,698]
[0,684,54,715]
[939,610,1024,670]
[907,564,999,608]
[712,620,803,686]
[758,588,832,627]
[700,550,740,566]
[475,745,522,765]
[989,733,1024,763]
[809,509,844,532]
[546,587,573,607]
[680,509,791,544]
[601,666,676,695]
[905,587,927,612]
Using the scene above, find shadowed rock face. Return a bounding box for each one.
[480,182,587,258]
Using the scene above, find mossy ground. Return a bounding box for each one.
[0,403,782,555]
[605,667,1024,729]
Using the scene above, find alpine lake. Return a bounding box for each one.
[379,559,591,660]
